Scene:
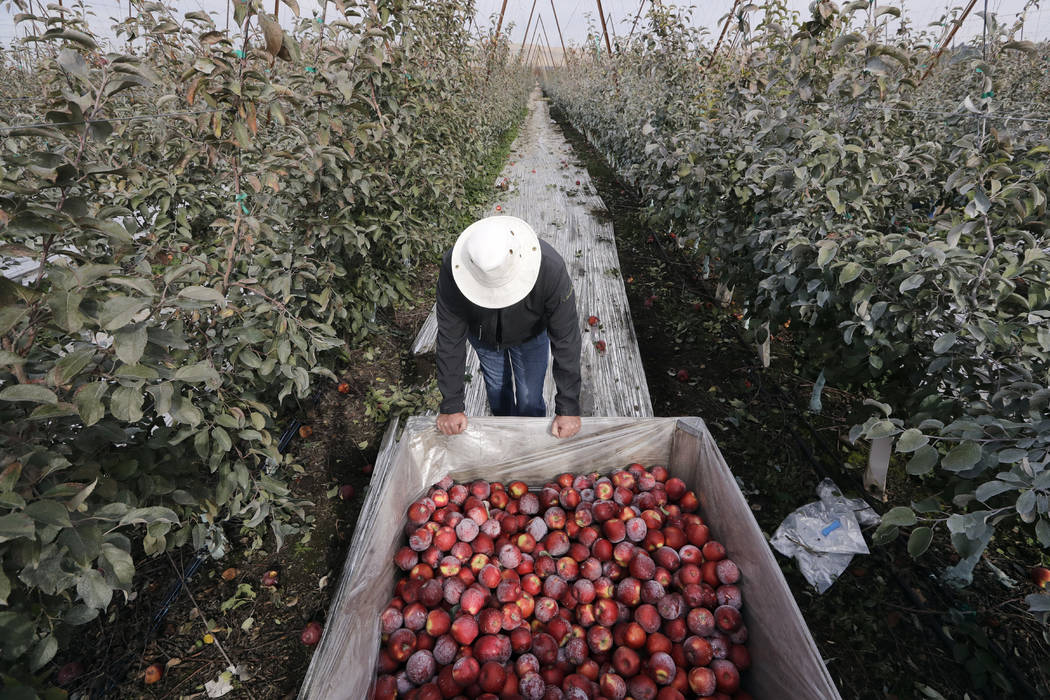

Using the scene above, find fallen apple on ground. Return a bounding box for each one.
[373,465,749,699]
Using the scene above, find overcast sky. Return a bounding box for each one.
[3,1,1049,49]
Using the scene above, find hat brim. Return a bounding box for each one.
[451,216,542,309]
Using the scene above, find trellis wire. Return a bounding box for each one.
[0,107,223,132]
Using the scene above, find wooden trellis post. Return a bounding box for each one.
[595,0,612,55]
[920,0,978,81]
[628,0,647,40]
[518,0,538,61]
[494,0,508,38]
[549,0,569,65]
[538,15,556,66]
[707,0,743,69]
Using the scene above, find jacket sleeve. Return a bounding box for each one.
[544,257,582,416]
[436,255,469,414]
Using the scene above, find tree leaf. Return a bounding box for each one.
[882,506,917,527]
[0,384,59,405]
[178,286,226,304]
[974,187,991,214]
[74,381,108,426]
[110,385,144,423]
[941,441,982,472]
[907,526,933,558]
[66,478,98,511]
[25,499,72,528]
[0,512,35,543]
[100,542,135,587]
[867,419,899,439]
[906,445,939,475]
[64,604,99,626]
[113,323,148,365]
[28,634,58,672]
[260,13,283,56]
[898,273,924,293]
[975,480,1016,503]
[99,296,150,330]
[1026,592,1050,613]
[174,361,220,387]
[57,48,89,82]
[76,568,112,609]
[118,506,180,527]
[51,347,96,385]
[41,28,99,50]
[839,262,863,284]
[0,568,10,605]
[932,332,956,354]
[896,428,928,453]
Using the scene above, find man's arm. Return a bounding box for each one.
[435,255,469,419]
[543,254,582,420]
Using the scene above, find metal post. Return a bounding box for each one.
[519,0,538,61]
[920,0,978,81]
[549,0,568,64]
[595,0,612,54]
[628,0,647,40]
[708,0,743,69]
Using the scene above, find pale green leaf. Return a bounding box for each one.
[0,384,58,405]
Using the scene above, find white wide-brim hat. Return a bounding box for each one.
[451,216,542,309]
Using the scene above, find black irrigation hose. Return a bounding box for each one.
[277,385,326,454]
[92,552,206,698]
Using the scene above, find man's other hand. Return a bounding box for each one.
[551,415,581,439]
[437,412,468,436]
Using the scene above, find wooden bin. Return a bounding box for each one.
[299,417,840,699]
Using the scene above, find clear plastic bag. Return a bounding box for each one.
[771,478,880,594]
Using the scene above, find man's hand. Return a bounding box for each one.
[437,412,468,436]
[551,415,581,439]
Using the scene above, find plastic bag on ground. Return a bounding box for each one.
[771,478,880,594]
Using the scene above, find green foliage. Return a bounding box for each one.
[0,0,527,673]
[545,0,1049,601]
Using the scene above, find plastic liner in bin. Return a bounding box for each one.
[299,416,841,700]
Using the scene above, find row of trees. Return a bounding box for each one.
[0,0,528,676]
[545,0,1049,611]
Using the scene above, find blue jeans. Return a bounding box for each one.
[468,331,549,417]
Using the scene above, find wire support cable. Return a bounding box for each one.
[862,103,1050,124]
[0,107,223,133]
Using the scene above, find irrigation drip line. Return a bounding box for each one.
[89,382,327,695]
[276,385,327,454]
[0,107,223,133]
[92,551,206,698]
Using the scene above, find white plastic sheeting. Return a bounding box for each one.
[298,416,841,699]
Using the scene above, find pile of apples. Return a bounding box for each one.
[373,464,751,700]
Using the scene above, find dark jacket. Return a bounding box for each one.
[436,239,582,416]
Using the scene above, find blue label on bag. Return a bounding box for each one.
[820,519,841,537]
